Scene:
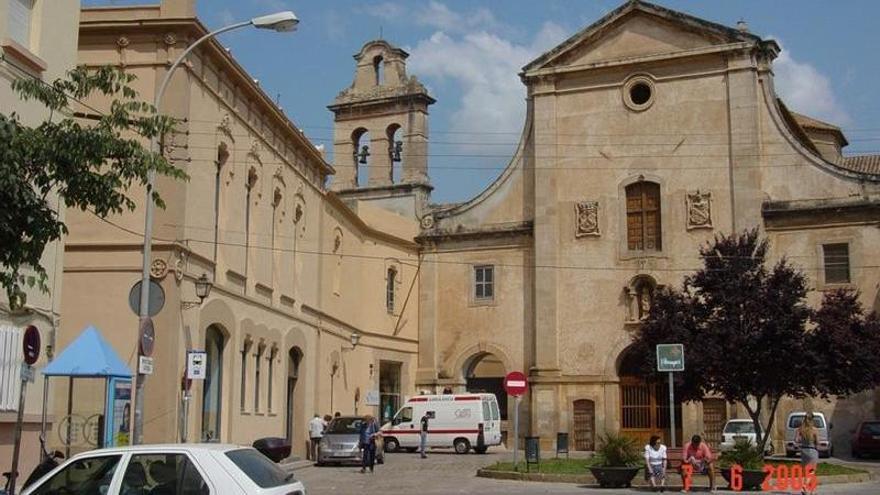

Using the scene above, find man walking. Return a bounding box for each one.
[419,411,432,459]
[308,414,325,462]
[359,414,380,473]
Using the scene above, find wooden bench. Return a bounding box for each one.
[660,447,717,490]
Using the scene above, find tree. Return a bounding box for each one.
[0,66,186,307]
[629,229,880,453]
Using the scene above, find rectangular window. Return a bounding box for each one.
[386,268,396,313]
[8,0,34,48]
[823,243,850,284]
[267,349,274,413]
[474,265,494,301]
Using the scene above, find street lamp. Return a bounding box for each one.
[350,332,361,349]
[181,273,213,310]
[133,10,299,445]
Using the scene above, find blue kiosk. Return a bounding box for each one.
[41,325,133,455]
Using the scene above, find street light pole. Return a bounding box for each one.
[132,11,299,445]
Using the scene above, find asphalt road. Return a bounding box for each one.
[292,449,880,495]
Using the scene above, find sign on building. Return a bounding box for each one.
[187,351,207,380]
[365,390,380,406]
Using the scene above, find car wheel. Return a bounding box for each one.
[786,450,795,458]
[454,438,471,454]
[384,437,400,453]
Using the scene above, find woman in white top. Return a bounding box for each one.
[644,434,667,492]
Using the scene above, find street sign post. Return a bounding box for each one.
[11,326,41,495]
[504,371,528,471]
[656,344,685,447]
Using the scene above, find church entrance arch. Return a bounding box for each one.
[618,345,681,446]
[462,352,508,420]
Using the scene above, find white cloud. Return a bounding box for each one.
[773,41,851,126]
[408,20,568,143]
[415,1,499,33]
[357,1,407,21]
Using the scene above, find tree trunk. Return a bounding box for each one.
[758,395,783,454]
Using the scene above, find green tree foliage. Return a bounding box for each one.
[0,66,186,307]
[630,229,880,452]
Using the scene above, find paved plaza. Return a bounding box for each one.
[290,449,880,495]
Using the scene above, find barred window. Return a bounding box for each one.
[823,243,850,284]
[626,182,662,251]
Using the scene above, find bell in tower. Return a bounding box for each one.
[328,39,435,218]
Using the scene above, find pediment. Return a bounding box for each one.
[524,0,762,73]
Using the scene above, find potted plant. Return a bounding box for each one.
[718,438,770,490]
[588,433,643,488]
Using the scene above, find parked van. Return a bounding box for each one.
[785,411,833,458]
[381,393,502,454]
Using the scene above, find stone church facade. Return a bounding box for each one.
[54,0,880,457]
[330,0,880,452]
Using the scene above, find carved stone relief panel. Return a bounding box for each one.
[575,201,600,237]
[686,190,712,229]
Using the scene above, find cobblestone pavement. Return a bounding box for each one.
[291,449,880,495]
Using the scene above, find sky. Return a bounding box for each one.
[85,0,880,204]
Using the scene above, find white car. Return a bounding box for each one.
[21,443,305,495]
[719,419,774,455]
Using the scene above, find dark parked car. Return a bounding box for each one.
[852,421,880,458]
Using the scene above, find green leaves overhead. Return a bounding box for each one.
[0,66,187,307]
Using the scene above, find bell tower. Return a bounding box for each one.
[328,39,435,218]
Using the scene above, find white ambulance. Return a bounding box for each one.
[381,393,502,454]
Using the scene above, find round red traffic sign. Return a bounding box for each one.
[503,371,528,397]
[23,325,40,365]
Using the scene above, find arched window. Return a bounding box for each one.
[386,266,397,313]
[213,143,230,276]
[387,124,403,184]
[625,182,662,251]
[245,168,258,277]
[202,326,225,441]
[352,128,370,187]
[373,55,384,85]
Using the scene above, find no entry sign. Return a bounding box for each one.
[22,325,40,365]
[503,371,528,397]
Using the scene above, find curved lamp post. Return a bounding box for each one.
[133,11,299,445]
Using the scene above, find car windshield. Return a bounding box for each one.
[861,422,880,435]
[724,421,757,434]
[225,448,294,488]
[788,415,826,428]
[327,417,363,434]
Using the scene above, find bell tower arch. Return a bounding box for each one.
[328,39,435,218]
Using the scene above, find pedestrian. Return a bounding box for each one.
[442,387,453,394]
[796,413,820,495]
[681,435,716,493]
[308,414,325,462]
[334,411,341,419]
[644,435,667,492]
[419,411,432,458]
[359,414,380,473]
[323,414,332,429]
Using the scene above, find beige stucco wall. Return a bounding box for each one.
[0,0,81,479]
[56,2,421,460]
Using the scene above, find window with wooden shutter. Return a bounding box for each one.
[625,182,662,251]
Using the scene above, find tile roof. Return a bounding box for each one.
[837,155,880,175]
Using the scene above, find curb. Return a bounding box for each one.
[280,459,315,471]
[476,469,875,487]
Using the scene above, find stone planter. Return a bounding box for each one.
[588,466,640,488]
[720,467,771,491]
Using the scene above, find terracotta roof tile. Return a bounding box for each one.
[838,155,880,175]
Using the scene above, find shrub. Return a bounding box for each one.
[590,433,642,467]
[719,438,764,470]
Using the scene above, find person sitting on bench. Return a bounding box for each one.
[681,435,716,493]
